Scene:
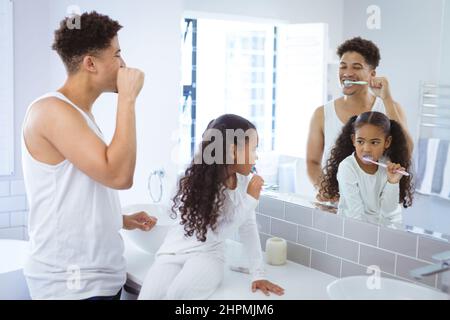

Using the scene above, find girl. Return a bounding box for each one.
[319,111,414,223]
[138,114,284,299]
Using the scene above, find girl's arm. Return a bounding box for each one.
[238,197,266,281]
[336,162,366,219]
[236,177,285,296]
[238,204,284,296]
[379,162,402,219]
[379,181,401,220]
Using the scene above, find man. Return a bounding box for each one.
[306,37,413,196]
[22,11,156,300]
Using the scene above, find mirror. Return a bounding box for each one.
[180,0,450,241]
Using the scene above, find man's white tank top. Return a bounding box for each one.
[21,92,126,300]
[322,96,386,166]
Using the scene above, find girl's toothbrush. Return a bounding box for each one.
[343,80,368,87]
[229,265,250,274]
[362,156,410,176]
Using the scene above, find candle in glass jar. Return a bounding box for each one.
[265,237,287,265]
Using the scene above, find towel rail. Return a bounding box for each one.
[418,82,450,140]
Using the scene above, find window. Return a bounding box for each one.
[180,18,328,163]
[275,23,328,158]
[0,0,14,176]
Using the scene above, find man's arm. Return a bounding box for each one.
[383,99,414,154]
[306,106,325,189]
[27,68,144,190]
[370,77,414,154]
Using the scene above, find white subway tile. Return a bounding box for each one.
[0,196,27,213]
[10,211,27,227]
[23,226,29,241]
[0,212,10,228]
[0,227,25,240]
[0,181,10,196]
[10,180,26,195]
[24,211,29,227]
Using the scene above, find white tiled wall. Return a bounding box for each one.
[257,195,450,290]
[0,179,28,240]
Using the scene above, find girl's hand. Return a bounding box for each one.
[123,211,157,231]
[252,280,285,296]
[386,161,405,184]
[247,175,264,200]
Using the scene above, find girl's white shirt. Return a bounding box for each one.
[157,173,266,281]
[337,153,402,224]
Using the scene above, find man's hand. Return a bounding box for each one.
[370,76,392,100]
[247,175,264,200]
[117,67,145,101]
[123,211,157,231]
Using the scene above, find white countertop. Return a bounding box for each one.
[0,240,29,273]
[123,238,336,300]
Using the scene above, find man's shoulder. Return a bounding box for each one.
[312,105,325,121]
[330,96,345,109]
[312,98,342,128]
[24,95,88,142]
[29,95,82,123]
[30,95,67,111]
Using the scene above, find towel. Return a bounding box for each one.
[416,138,450,200]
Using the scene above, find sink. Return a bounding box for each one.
[0,240,31,299]
[327,275,448,300]
[121,203,176,254]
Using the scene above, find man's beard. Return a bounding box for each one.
[343,90,356,96]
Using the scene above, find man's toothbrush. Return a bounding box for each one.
[362,156,410,176]
[343,80,368,87]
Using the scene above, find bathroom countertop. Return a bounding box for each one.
[123,238,337,300]
[261,190,316,208]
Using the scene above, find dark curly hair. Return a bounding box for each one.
[337,37,381,69]
[172,114,257,242]
[52,11,122,73]
[319,111,414,208]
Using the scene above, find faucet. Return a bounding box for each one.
[410,250,450,293]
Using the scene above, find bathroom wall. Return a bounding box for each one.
[439,0,450,84]
[0,0,52,240]
[256,195,450,289]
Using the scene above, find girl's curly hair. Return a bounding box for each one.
[172,114,256,242]
[319,111,414,208]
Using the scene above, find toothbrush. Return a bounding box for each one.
[343,80,368,87]
[362,156,410,176]
[229,265,250,274]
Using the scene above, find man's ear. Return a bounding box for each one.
[370,68,376,77]
[228,144,236,164]
[82,55,97,73]
[385,135,392,149]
